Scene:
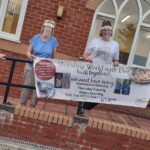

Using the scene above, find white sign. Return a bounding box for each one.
[34,58,150,108]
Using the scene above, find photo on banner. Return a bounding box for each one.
[54,73,71,89]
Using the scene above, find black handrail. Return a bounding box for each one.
[1,56,35,104]
[4,55,33,63]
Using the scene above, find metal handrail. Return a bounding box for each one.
[1,56,35,104]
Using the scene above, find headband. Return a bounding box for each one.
[43,22,55,28]
[101,26,112,30]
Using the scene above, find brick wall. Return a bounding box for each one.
[86,0,103,10]
[20,0,94,58]
[0,106,149,150]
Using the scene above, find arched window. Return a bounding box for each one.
[87,0,150,68]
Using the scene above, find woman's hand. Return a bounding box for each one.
[85,58,92,63]
[113,60,119,66]
[0,53,5,59]
[26,52,35,59]
[83,53,93,63]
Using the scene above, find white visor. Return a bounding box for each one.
[101,26,112,30]
[43,22,55,28]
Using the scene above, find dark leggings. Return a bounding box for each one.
[83,102,98,110]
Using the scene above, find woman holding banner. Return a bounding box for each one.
[20,19,58,107]
[82,20,120,110]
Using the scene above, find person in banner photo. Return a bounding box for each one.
[114,79,122,94]
[82,20,120,110]
[121,79,131,95]
[54,73,63,88]
[20,19,58,107]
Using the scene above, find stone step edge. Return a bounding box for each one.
[14,105,150,141]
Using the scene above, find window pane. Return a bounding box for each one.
[115,0,124,8]
[133,27,150,67]
[143,13,150,24]
[2,0,23,34]
[98,0,115,16]
[141,0,150,15]
[114,0,139,64]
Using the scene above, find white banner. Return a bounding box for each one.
[34,58,150,108]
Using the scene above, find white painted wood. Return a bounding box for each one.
[0,0,29,42]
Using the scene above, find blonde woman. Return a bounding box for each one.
[20,19,58,107]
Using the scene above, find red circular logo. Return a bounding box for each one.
[35,60,56,80]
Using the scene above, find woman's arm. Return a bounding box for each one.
[113,41,120,66]
[51,48,57,59]
[26,44,35,59]
[82,39,96,63]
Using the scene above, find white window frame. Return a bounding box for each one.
[0,0,29,43]
[87,0,150,68]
